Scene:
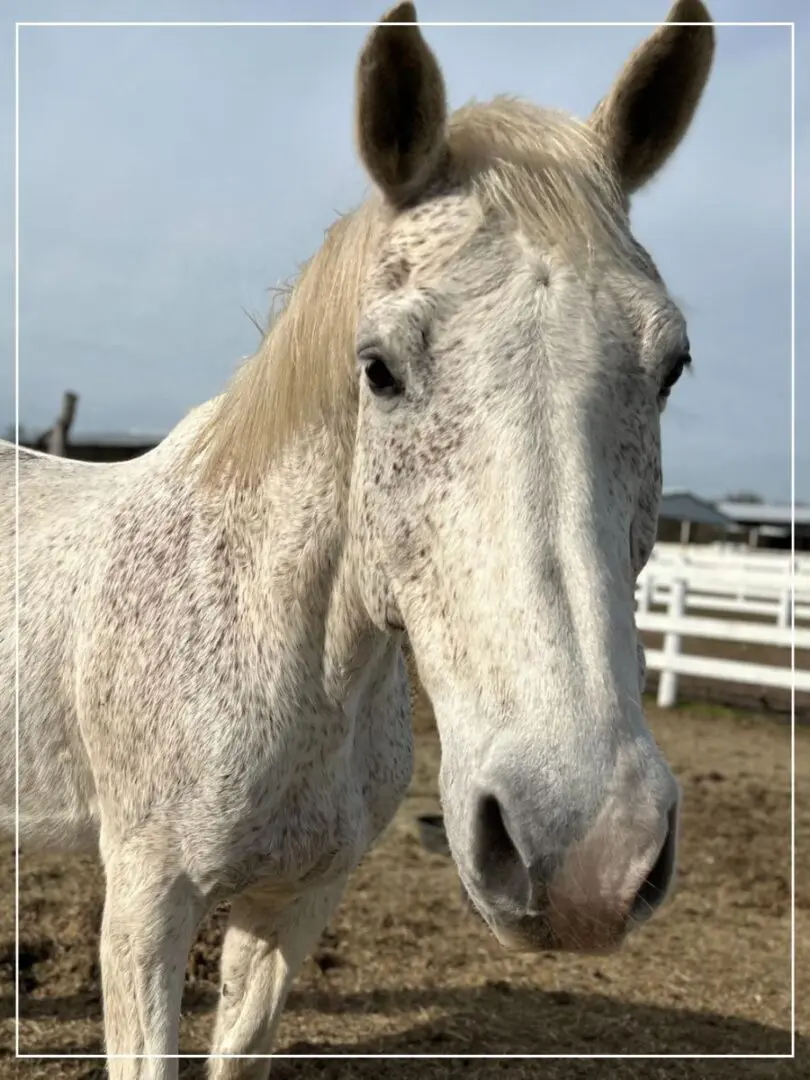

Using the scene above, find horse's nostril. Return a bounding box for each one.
[472,793,528,897]
[478,795,515,860]
[630,804,678,922]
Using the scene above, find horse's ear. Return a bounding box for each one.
[589,0,715,195]
[355,2,448,207]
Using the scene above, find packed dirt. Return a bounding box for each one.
[2,679,808,1079]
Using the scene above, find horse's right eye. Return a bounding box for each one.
[362,356,402,398]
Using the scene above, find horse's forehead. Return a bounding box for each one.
[367,186,673,352]
[379,193,661,292]
[401,195,475,238]
[371,192,484,275]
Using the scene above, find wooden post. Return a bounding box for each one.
[637,574,653,614]
[777,563,793,629]
[657,577,686,709]
[45,391,78,457]
[776,588,792,629]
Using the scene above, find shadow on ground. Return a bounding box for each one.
[5,983,801,1079]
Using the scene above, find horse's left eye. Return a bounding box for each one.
[660,351,691,398]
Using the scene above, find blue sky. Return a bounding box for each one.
[1,0,806,501]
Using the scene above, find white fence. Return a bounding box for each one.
[637,543,810,707]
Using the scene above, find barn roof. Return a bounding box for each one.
[24,430,163,451]
[717,501,810,528]
[659,489,734,528]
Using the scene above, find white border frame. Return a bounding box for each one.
[12,12,799,1067]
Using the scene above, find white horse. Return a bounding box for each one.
[1,1,715,1075]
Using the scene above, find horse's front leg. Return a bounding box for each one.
[208,876,348,1080]
[100,836,205,1080]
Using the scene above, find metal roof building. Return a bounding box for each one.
[658,489,735,544]
[717,500,810,549]
[660,490,735,527]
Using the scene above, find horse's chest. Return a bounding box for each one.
[212,693,414,893]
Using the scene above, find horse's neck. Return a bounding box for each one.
[210,425,376,708]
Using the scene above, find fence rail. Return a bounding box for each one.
[636,545,809,708]
[650,541,810,576]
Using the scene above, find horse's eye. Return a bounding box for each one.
[660,351,691,398]
[363,356,401,398]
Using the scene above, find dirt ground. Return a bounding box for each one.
[2,680,808,1079]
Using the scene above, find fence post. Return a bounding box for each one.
[637,574,653,614]
[657,577,686,709]
[45,390,78,457]
[777,584,793,629]
[736,574,746,603]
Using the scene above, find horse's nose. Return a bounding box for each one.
[544,795,680,950]
[464,775,679,953]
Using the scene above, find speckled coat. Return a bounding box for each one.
[0,1,715,1077]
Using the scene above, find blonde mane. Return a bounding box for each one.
[449,97,630,251]
[190,97,634,488]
